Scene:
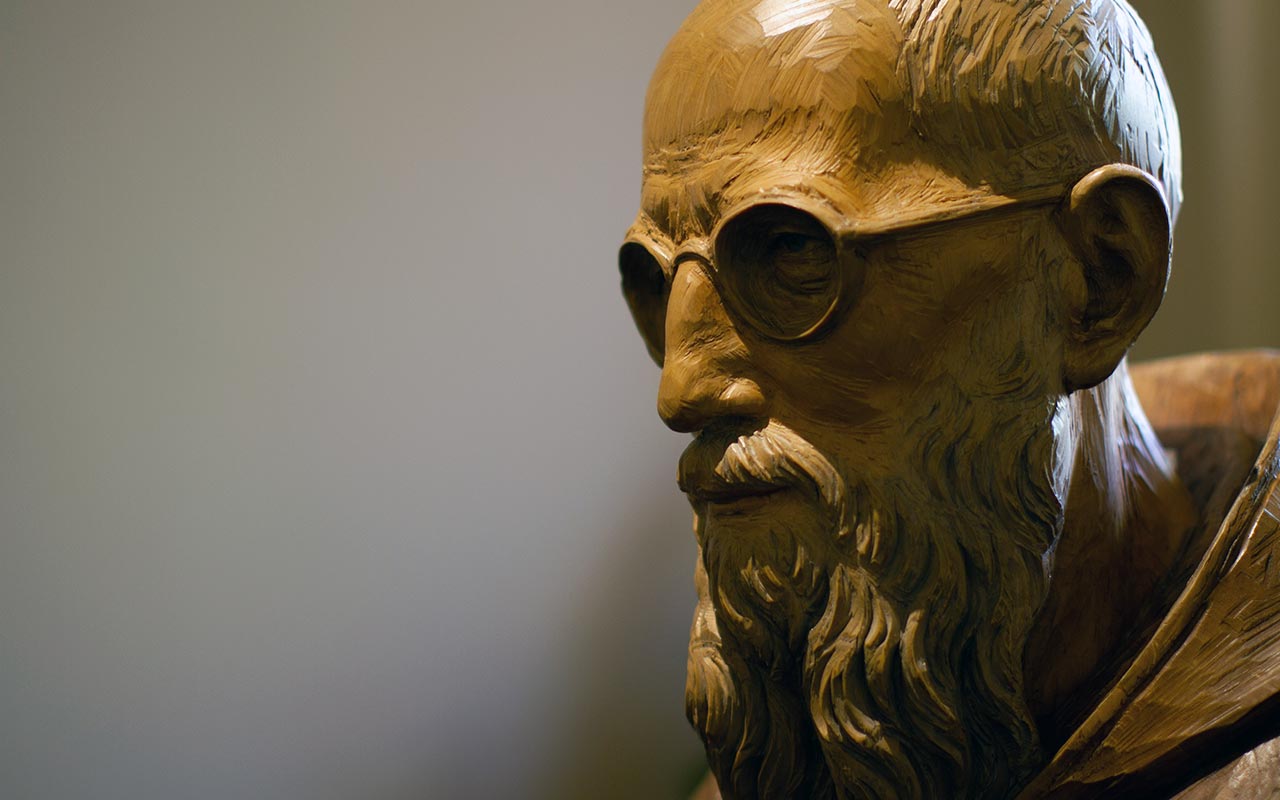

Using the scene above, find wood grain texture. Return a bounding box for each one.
[1173,736,1280,800]
[621,2,1277,798]
[1025,352,1280,799]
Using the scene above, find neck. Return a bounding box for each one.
[1023,362,1199,748]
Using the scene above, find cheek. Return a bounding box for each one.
[750,234,1035,428]
[844,239,1022,367]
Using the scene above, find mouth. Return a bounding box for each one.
[686,483,787,511]
[678,425,795,511]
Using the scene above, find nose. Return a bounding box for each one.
[657,264,767,433]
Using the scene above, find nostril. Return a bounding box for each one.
[657,377,768,433]
[718,380,767,415]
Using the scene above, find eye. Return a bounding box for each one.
[766,232,837,295]
[619,241,669,365]
[715,205,841,340]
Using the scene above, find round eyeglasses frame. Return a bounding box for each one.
[619,186,1069,367]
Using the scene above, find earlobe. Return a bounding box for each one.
[1059,164,1172,391]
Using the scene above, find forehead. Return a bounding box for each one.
[640,113,867,241]
[639,0,925,242]
[638,108,996,246]
[644,0,904,149]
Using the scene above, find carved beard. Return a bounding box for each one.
[684,387,1060,800]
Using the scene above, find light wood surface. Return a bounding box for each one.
[621,2,1276,797]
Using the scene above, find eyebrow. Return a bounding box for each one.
[640,173,720,244]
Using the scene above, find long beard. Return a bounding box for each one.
[685,391,1060,799]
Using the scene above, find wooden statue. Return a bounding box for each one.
[617,1,1280,797]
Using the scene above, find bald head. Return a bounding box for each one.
[645,0,906,148]
[643,0,1182,228]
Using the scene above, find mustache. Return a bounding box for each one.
[677,421,843,508]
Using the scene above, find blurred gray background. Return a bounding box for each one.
[0,2,1275,799]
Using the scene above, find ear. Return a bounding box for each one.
[1059,164,1171,391]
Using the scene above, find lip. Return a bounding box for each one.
[687,484,785,508]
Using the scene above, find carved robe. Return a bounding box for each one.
[1026,351,1280,799]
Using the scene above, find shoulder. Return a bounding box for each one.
[1173,735,1280,799]
[1022,350,1280,798]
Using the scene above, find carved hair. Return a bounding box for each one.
[646,0,1181,221]
[893,0,1182,220]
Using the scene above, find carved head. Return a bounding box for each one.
[619,1,1181,797]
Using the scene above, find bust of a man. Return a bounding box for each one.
[619,1,1280,797]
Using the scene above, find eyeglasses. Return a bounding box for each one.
[619,191,1063,366]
